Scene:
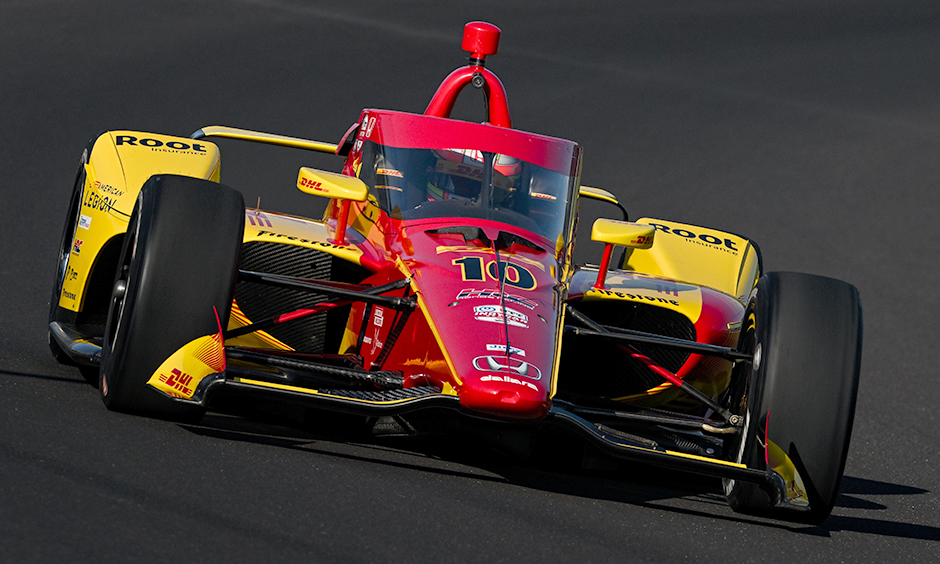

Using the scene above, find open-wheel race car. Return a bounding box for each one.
[49,22,862,524]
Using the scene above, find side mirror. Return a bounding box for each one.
[590,219,655,289]
[579,186,628,221]
[297,167,369,201]
[296,167,369,245]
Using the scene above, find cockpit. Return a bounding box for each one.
[348,110,582,247]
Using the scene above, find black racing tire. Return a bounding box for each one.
[99,175,244,419]
[723,272,862,524]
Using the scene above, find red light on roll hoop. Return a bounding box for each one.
[462,22,501,63]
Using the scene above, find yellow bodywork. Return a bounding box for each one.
[147,329,225,400]
[591,219,655,249]
[297,167,369,200]
[59,131,221,312]
[625,218,760,302]
[767,439,810,507]
[242,207,365,264]
[579,271,705,324]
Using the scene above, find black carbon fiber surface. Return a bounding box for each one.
[235,241,333,352]
[560,302,696,397]
[318,385,440,401]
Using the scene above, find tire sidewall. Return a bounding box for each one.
[99,175,244,418]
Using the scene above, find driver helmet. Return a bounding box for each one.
[427,149,522,201]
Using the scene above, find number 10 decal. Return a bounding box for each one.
[452,256,537,290]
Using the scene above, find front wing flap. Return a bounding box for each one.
[143,334,788,505]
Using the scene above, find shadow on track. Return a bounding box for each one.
[0,367,87,385]
[177,406,939,542]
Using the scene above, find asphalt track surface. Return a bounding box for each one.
[3,1,940,562]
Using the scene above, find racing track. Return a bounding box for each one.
[3,1,940,562]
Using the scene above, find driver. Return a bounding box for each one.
[426,149,522,202]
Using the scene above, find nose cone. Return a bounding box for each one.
[431,294,556,421]
[458,363,552,420]
[403,222,561,421]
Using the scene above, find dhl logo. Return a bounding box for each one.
[300,177,325,192]
[159,368,194,396]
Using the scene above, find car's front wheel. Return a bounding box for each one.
[724,271,862,524]
[99,174,244,419]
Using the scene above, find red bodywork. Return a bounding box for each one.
[330,108,579,420]
[313,23,741,421]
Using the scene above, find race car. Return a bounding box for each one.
[48,22,862,524]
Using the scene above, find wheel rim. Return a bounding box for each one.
[722,310,757,495]
[101,205,140,396]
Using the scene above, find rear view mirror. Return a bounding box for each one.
[296,167,369,245]
[591,219,654,249]
[297,167,369,201]
[590,219,655,289]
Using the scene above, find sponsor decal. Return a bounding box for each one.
[589,288,679,306]
[456,288,538,310]
[631,235,653,246]
[299,177,325,192]
[72,239,83,255]
[65,265,79,281]
[647,223,739,254]
[486,344,525,357]
[61,289,77,301]
[255,230,353,251]
[78,214,92,230]
[655,281,679,296]
[479,374,538,391]
[158,368,194,396]
[376,168,403,178]
[362,306,386,356]
[83,190,115,212]
[114,135,207,154]
[246,211,273,227]
[473,305,528,328]
[473,355,542,380]
[364,116,377,138]
[93,181,124,197]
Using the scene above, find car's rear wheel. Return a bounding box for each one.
[99,175,244,419]
[723,272,862,524]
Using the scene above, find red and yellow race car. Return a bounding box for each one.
[48,22,861,524]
